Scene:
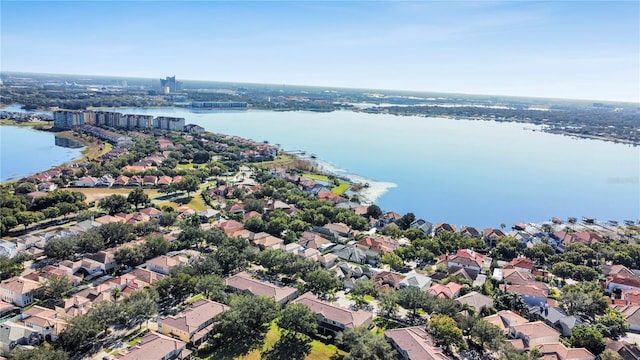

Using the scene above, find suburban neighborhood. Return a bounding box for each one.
[0,115,639,360]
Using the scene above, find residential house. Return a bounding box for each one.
[612,305,640,333]
[483,310,529,334]
[85,251,118,273]
[332,244,367,265]
[113,175,130,187]
[622,290,640,305]
[460,226,482,238]
[400,272,433,291]
[456,291,494,314]
[116,332,191,360]
[215,220,244,236]
[96,175,115,187]
[0,277,40,307]
[158,299,229,345]
[19,305,66,341]
[375,271,405,290]
[292,292,373,335]
[484,228,507,247]
[607,275,640,294]
[500,284,549,307]
[225,271,299,305]
[24,191,48,204]
[409,219,433,236]
[442,248,491,276]
[323,223,352,238]
[537,343,595,360]
[501,269,538,285]
[385,326,451,360]
[251,232,284,250]
[146,255,185,275]
[427,282,463,299]
[509,321,561,348]
[606,340,640,360]
[299,231,333,251]
[142,175,158,187]
[140,207,162,219]
[355,236,399,264]
[531,304,582,336]
[504,257,535,273]
[157,176,173,187]
[0,321,40,356]
[434,223,457,235]
[37,182,57,192]
[74,176,99,187]
[318,253,339,269]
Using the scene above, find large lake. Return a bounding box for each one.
[0,126,84,182]
[109,107,639,228]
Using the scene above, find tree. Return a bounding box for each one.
[351,279,378,298]
[96,222,135,247]
[15,211,43,228]
[380,251,404,271]
[114,246,145,268]
[559,282,608,320]
[552,261,575,281]
[40,274,73,302]
[600,349,623,360]
[142,234,170,258]
[243,198,264,213]
[99,194,130,215]
[366,204,382,219]
[337,326,396,360]
[569,325,605,355]
[303,269,342,300]
[263,332,311,360]
[427,314,466,352]
[10,344,68,360]
[178,176,199,196]
[378,290,399,318]
[470,319,505,351]
[277,303,318,337]
[594,310,629,340]
[0,254,27,280]
[494,236,524,260]
[127,187,150,209]
[159,211,177,227]
[396,212,415,230]
[397,286,428,319]
[214,294,279,349]
[195,274,226,302]
[44,236,77,260]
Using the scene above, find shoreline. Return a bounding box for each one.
[0,125,111,185]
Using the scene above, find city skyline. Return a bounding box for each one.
[1,1,638,103]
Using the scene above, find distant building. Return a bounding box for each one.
[53,110,94,129]
[191,101,247,109]
[154,116,185,131]
[160,75,182,93]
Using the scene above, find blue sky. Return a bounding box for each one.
[2,1,638,102]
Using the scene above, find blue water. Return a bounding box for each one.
[104,107,639,228]
[0,126,84,182]
[2,104,638,228]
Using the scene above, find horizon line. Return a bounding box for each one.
[2,70,639,105]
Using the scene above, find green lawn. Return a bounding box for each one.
[303,173,351,196]
[252,154,293,167]
[197,322,345,360]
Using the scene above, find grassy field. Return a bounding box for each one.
[303,174,351,196]
[68,187,161,203]
[196,322,344,360]
[0,119,53,127]
[251,154,293,167]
